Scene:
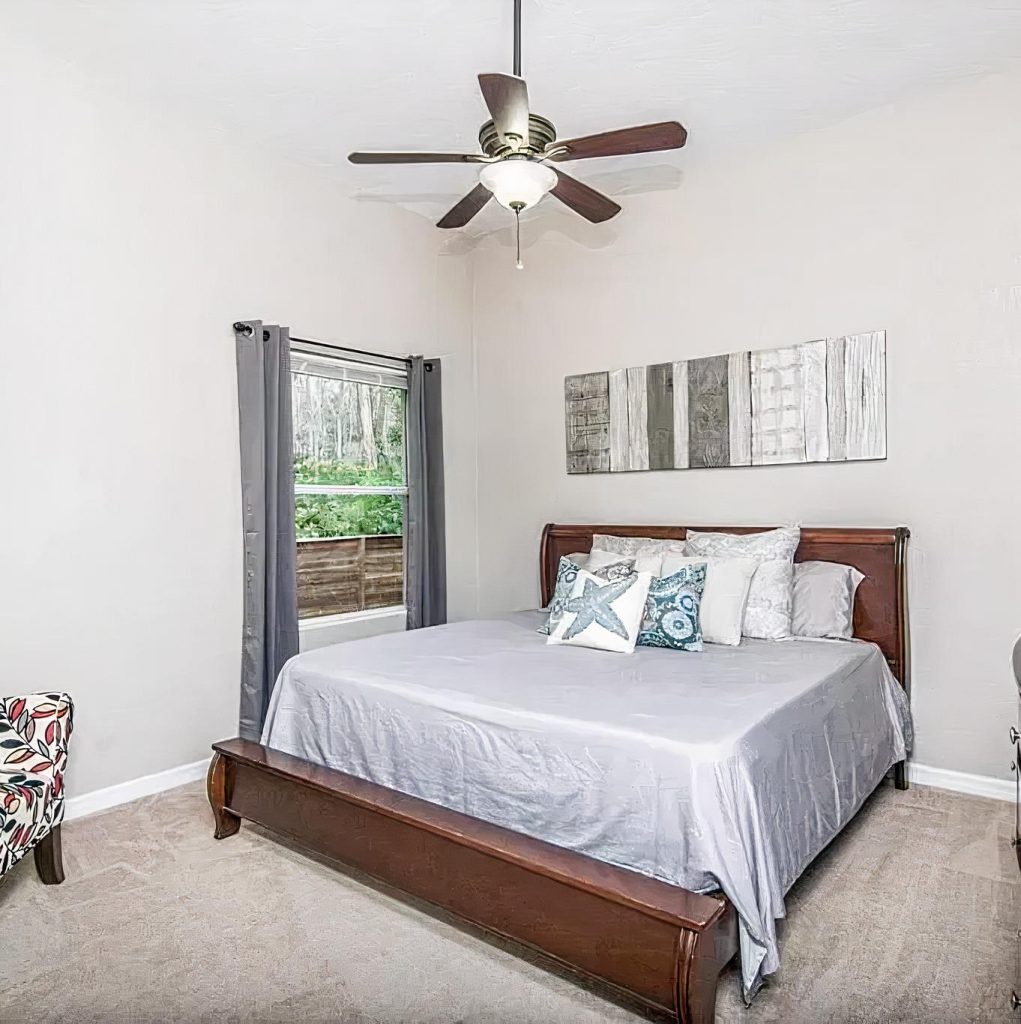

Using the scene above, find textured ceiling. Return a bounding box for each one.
[8,1,1021,232]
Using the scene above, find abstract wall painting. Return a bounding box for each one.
[564,331,886,474]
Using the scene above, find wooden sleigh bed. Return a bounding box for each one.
[208,523,910,1024]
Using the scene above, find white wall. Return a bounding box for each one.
[0,34,477,797]
[4,18,1017,799]
[470,70,1021,781]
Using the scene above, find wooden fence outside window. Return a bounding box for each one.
[296,535,403,619]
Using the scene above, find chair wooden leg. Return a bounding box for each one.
[207,751,241,840]
[34,824,65,885]
[894,760,909,790]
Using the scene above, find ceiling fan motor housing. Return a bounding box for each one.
[478,114,556,158]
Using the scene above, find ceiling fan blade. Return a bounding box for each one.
[348,152,488,165]
[436,183,493,229]
[550,170,621,224]
[547,121,687,162]
[478,73,530,148]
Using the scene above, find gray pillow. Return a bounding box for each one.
[791,561,865,639]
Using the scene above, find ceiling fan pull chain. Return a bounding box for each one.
[515,206,523,270]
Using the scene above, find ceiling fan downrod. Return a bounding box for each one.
[510,0,528,270]
[513,0,522,76]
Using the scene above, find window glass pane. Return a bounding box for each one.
[296,514,405,618]
[295,493,403,540]
[292,372,405,487]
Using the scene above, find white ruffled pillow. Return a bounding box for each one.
[661,554,757,646]
[683,527,801,640]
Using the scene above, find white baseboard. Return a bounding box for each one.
[58,755,1014,825]
[63,758,209,822]
[909,762,1014,802]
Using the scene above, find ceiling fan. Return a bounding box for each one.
[348,0,687,267]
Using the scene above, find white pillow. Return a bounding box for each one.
[683,527,801,640]
[661,555,757,646]
[593,543,668,577]
[587,548,634,571]
[632,545,666,576]
[547,569,653,654]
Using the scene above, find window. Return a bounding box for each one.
[290,343,407,620]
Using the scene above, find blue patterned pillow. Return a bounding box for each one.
[539,555,635,636]
[637,564,707,652]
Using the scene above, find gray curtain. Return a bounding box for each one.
[405,356,447,629]
[234,320,299,740]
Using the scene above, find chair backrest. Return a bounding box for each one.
[1013,635,1021,691]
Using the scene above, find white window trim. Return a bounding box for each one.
[295,484,408,497]
[299,606,406,630]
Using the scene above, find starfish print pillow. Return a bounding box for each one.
[547,568,653,654]
[538,554,636,636]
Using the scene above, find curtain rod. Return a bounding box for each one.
[291,335,411,368]
[232,322,411,369]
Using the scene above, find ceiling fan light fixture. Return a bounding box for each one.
[479,159,557,211]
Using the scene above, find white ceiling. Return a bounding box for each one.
[8,1,1021,231]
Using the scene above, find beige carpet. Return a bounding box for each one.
[0,780,1016,1023]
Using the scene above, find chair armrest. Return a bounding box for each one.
[0,693,74,782]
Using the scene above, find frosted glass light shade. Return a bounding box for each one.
[479,159,557,210]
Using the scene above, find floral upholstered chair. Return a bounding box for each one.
[0,693,74,885]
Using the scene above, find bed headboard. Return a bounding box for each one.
[539,524,910,692]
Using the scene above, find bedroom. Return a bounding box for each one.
[1,1,1018,1022]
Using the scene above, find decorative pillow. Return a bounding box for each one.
[547,569,653,654]
[684,527,801,640]
[792,561,865,639]
[637,564,706,652]
[661,554,757,646]
[540,552,590,610]
[592,534,687,558]
[589,546,663,576]
[633,545,666,576]
[587,548,636,571]
[539,555,635,635]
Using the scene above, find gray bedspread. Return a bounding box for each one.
[261,611,912,998]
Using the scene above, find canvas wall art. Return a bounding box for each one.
[564,331,886,474]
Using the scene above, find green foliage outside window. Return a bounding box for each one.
[294,459,403,540]
[295,493,403,540]
[294,457,403,488]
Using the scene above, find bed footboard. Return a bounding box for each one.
[207,738,738,1024]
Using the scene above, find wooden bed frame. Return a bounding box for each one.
[208,524,910,1024]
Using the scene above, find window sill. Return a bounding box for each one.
[298,606,406,651]
[299,606,405,629]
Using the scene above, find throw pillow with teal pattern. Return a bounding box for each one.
[637,563,707,652]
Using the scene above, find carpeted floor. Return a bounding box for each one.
[0,780,1016,1023]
